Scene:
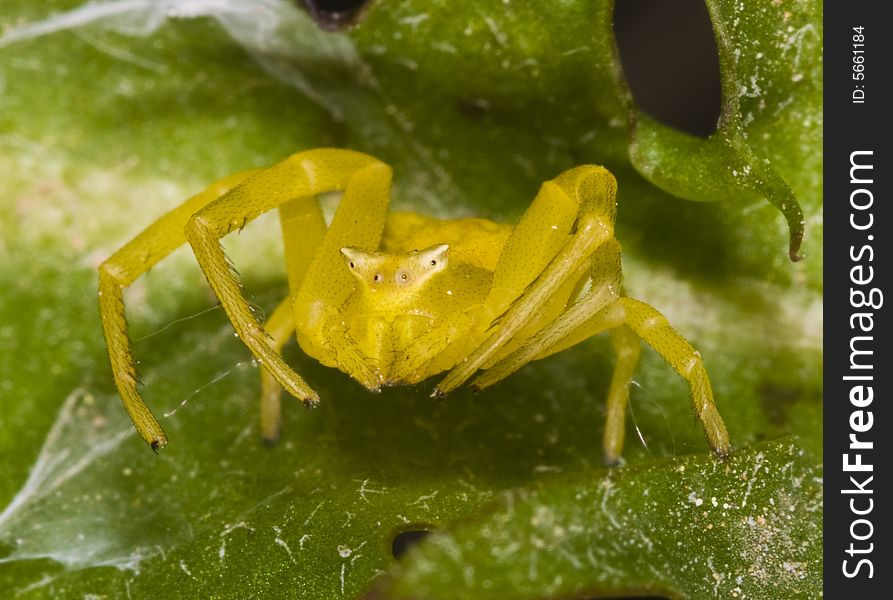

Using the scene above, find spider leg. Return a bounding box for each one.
[278,192,328,299]
[468,295,622,391]
[101,149,387,450]
[259,295,296,445]
[603,325,642,464]
[241,153,395,441]
[615,298,730,458]
[467,237,632,463]
[256,192,329,445]
[433,165,617,396]
[468,237,624,387]
[472,294,730,460]
[99,170,261,450]
[290,155,392,315]
[468,296,635,464]
[184,150,390,416]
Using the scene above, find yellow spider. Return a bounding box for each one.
[99,149,730,464]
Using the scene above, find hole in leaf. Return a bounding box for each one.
[613,0,722,137]
[391,529,432,559]
[299,0,373,31]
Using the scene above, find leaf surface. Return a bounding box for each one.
[0,1,821,598]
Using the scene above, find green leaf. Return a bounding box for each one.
[373,440,822,600]
[0,1,821,598]
[627,0,824,263]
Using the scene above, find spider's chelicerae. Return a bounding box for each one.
[99,149,730,464]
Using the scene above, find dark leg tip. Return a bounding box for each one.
[602,454,625,468]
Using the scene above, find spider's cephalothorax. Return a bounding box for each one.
[100,149,731,462]
[293,214,510,389]
[330,244,464,387]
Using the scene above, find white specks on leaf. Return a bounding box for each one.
[217,520,258,566]
[527,549,538,581]
[597,478,620,530]
[533,464,560,474]
[741,451,765,508]
[480,14,508,47]
[388,443,819,597]
[357,479,386,503]
[302,500,326,528]
[337,541,367,595]
[397,13,429,30]
[557,547,582,570]
[431,41,457,54]
[275,537,296,564]
[178,559,193,578]
[408,491,439,510]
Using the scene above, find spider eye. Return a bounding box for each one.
[418,244,449,270]
[373,274,382,283]
[349,262,355,268]
[400,272,409,281]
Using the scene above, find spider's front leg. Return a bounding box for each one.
[468,287,645,463]
[471,262,731,462]
[434,165,617,396]
[610,297,731,458]
[250,152,394,442]
[183,150,390,422]
[100,170,260,450]
[433,163,730,462]
[101,149,388,450]
[467,238,636,463]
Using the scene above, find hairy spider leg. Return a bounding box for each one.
[470,290,731,460]
[255,184,332,444]
[433,165,617,396]
[257,153,394,439]
[614,298,730,457]
[99,170,261,450]
[432,164,730,461]
[101,149,388,450]
[183,150,392,435]
[466,237,631,462]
